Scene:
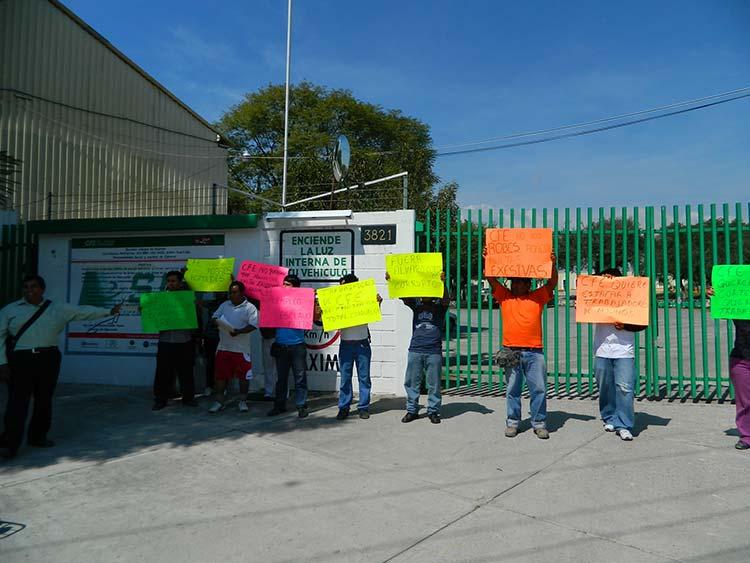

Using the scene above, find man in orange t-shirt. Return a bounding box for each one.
[485,250,558,439]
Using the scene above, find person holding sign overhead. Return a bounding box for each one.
[207,281,258,413]
[315,274,383,420]
[151,271,199,411]
[0,275,121,460]
[484,247,557,439]
[386,269,450,424]
[267,274,310,419]
[590,268,647,442]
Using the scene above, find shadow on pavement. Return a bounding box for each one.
[632,413,671,437]
[0,384,340,471]
[441,401,494,419]
[545,411,596,433]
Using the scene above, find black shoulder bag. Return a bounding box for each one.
[5,300,52,358]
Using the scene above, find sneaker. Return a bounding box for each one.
[735,440,750,450]
[505,426,518,438]
[534,427,550,440]
[238,400,249,413]
[401,412,419,423]
[267,406,286,416]
[262,395,275,402]
[617,429,633,441]
[203,387,213,397]
[358,410,370,420]
[336,408,350,420]
[428,413,441,424]
[152,400,167,411]
[603,423,615,432]
[297,406,309,419]
[208,401,225,413]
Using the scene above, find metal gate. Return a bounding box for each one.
[419,203,750,401]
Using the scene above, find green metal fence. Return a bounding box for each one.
[420,203,750,401]
[1,223,37,307]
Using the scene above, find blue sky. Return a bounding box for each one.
[64,0,750,210]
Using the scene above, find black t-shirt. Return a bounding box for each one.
[404,298,448,354]
[731,320,750,360]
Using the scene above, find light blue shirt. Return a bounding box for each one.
[275,328,305,346]
[0,299,112,364]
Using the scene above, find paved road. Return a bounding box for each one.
[0,384,747,562]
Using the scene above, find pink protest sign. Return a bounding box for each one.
[237,260,289,300]
[259,287,315,330]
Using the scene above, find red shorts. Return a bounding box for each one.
[214,350,253,381]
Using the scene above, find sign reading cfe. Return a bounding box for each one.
[484,228,553,278]
[236,260,288,301]
[710,265,750,320]
[317,279,382,331]
[575,275,650,325]
[280,230,354,282]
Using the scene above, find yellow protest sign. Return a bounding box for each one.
[386,253,443,298]
[316,279,382,331]
[184,258,235,292]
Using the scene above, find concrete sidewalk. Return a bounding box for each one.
[0,385,747,563]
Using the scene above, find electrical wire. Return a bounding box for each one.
[431,86,750,151]
[435,92,750,157]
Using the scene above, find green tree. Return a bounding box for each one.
[218,82,454,217]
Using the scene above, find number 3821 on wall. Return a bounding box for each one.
[360,225,397,245]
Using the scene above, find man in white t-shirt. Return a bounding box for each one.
[593,268,647,441]
[208,281,258,413]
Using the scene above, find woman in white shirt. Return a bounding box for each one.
[593,268,647,441]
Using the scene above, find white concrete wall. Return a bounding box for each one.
[260,210,415,397]
[37,209,416,397]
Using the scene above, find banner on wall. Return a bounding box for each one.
[66,235,225,355]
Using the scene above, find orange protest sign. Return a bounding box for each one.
[575,275,650,325]
[484,228,552,278]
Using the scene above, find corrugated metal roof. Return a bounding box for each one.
[46,0,230,146]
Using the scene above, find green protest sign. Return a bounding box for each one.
[184,258,235,291]
[139,291,198,333]
[710,265,750,320]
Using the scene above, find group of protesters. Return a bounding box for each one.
[1,250,748,461]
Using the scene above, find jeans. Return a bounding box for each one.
[261,337,277,397]
[274,343,308,408]
[404,351,442,414]
[505,350,547,429]
[729,358,750,443]
[338,340,372,411]
[595,357,636,431]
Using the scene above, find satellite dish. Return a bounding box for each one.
[332,135,350,183]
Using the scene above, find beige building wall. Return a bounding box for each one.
[0,0,228,221]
